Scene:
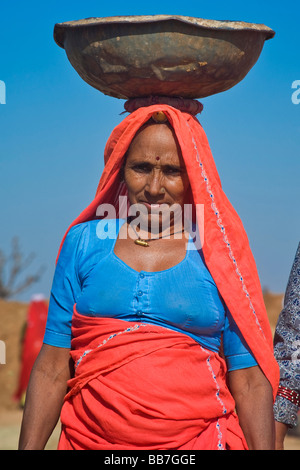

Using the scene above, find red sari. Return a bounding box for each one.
[58,310,247,450]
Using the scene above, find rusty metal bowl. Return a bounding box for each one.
[54,15,274,100]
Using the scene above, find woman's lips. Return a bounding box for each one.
[145,203,161,209]
[139,202,165,212]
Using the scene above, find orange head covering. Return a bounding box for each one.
[57,102,279,398]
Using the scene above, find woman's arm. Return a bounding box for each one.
[18,343,72,450]
[228,365,275,450]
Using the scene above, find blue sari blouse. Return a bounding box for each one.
[44,219,257,372]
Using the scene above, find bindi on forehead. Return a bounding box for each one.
[156,156,160,161]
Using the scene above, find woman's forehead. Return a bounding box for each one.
[127,123,183,161]
[131,122,176,144]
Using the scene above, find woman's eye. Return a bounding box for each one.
[163,167,182,176]
[132,164,151,173]
[130,164,183,175]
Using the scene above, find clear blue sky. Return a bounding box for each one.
[0,0,299,302]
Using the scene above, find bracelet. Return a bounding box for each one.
[277,385,300,407]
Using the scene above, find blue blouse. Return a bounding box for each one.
[44,218,257,372]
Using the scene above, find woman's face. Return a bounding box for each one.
[123,123,190,230]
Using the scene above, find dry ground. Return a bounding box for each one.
[0,294,299,450]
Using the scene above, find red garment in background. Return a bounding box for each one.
[13,296,48,401]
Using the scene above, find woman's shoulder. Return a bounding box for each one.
[66,218,124,251]
[69,218,125,233]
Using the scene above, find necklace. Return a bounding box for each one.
[130,224,185,247]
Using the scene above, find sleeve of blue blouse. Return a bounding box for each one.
[223,308,257,371]
[43,223,88,348]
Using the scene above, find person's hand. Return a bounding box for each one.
[275,421,289,450]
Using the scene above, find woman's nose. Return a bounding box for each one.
[146,171,164,197]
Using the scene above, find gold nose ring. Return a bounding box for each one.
[160,187,166,194]
[152,111,168,123]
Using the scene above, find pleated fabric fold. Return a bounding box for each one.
[58,310,248,450]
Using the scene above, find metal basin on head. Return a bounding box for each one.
[54,15,275,100]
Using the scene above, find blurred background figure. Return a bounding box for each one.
[274,243,300,450]
[13,294,48,406]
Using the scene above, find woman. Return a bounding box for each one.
[19,99,279,450]
[274,242,300,450]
